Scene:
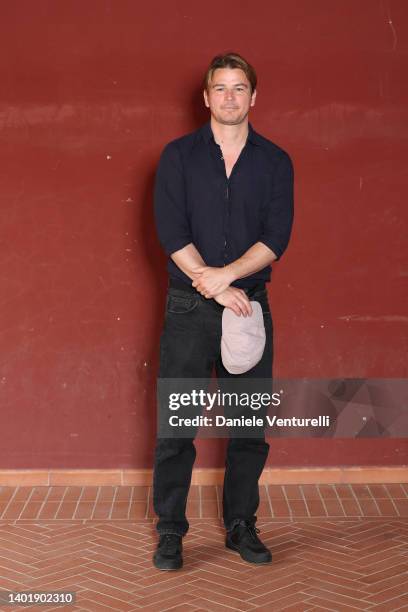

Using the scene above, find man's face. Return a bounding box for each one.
[203,67,256,127]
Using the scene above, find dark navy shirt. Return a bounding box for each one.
[154,120,294,288]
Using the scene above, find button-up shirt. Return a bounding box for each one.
[154,120,294,288]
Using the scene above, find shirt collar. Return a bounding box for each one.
[200,120,261,146]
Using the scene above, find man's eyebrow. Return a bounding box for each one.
[211,82,249,88]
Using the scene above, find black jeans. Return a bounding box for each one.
[152,280,273,536]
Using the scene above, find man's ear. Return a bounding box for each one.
[203,89,209,108]
[250,89,257,107]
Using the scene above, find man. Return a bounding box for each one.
[152,52,294,570]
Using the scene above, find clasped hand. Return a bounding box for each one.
[192,266,253,317]
[192,266,234,298]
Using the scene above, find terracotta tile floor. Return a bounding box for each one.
[0,484,407,611]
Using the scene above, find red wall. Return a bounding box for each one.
[0,0,407,468]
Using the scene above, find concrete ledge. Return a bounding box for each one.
[0,466,406,486]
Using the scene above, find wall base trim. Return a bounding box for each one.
[0,467,406,486]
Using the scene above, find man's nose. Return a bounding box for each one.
[225,89,235,100]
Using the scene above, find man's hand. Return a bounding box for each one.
[213,286,253,317]
[192,266,235,298]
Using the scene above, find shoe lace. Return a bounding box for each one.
[246,524,260,541]
[161,533,180,552]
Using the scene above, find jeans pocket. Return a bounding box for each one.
[166,294,199,314]
[251,289,268,300]
[252,294,271,318]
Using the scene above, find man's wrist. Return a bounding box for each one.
[190,263,208,280]
[224,264,238,284]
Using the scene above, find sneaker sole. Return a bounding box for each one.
[226,540,272,564]
[153,556,183,571]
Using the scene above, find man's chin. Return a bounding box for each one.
[213,114,248,126]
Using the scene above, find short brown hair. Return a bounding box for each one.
[203,52,257,94]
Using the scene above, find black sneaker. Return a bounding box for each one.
[153,534,183,570]
[226,520,272,564]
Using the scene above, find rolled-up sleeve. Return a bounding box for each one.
[154,142,192,257]
[259,151,294,260]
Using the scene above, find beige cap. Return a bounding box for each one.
[221,301,266,374]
